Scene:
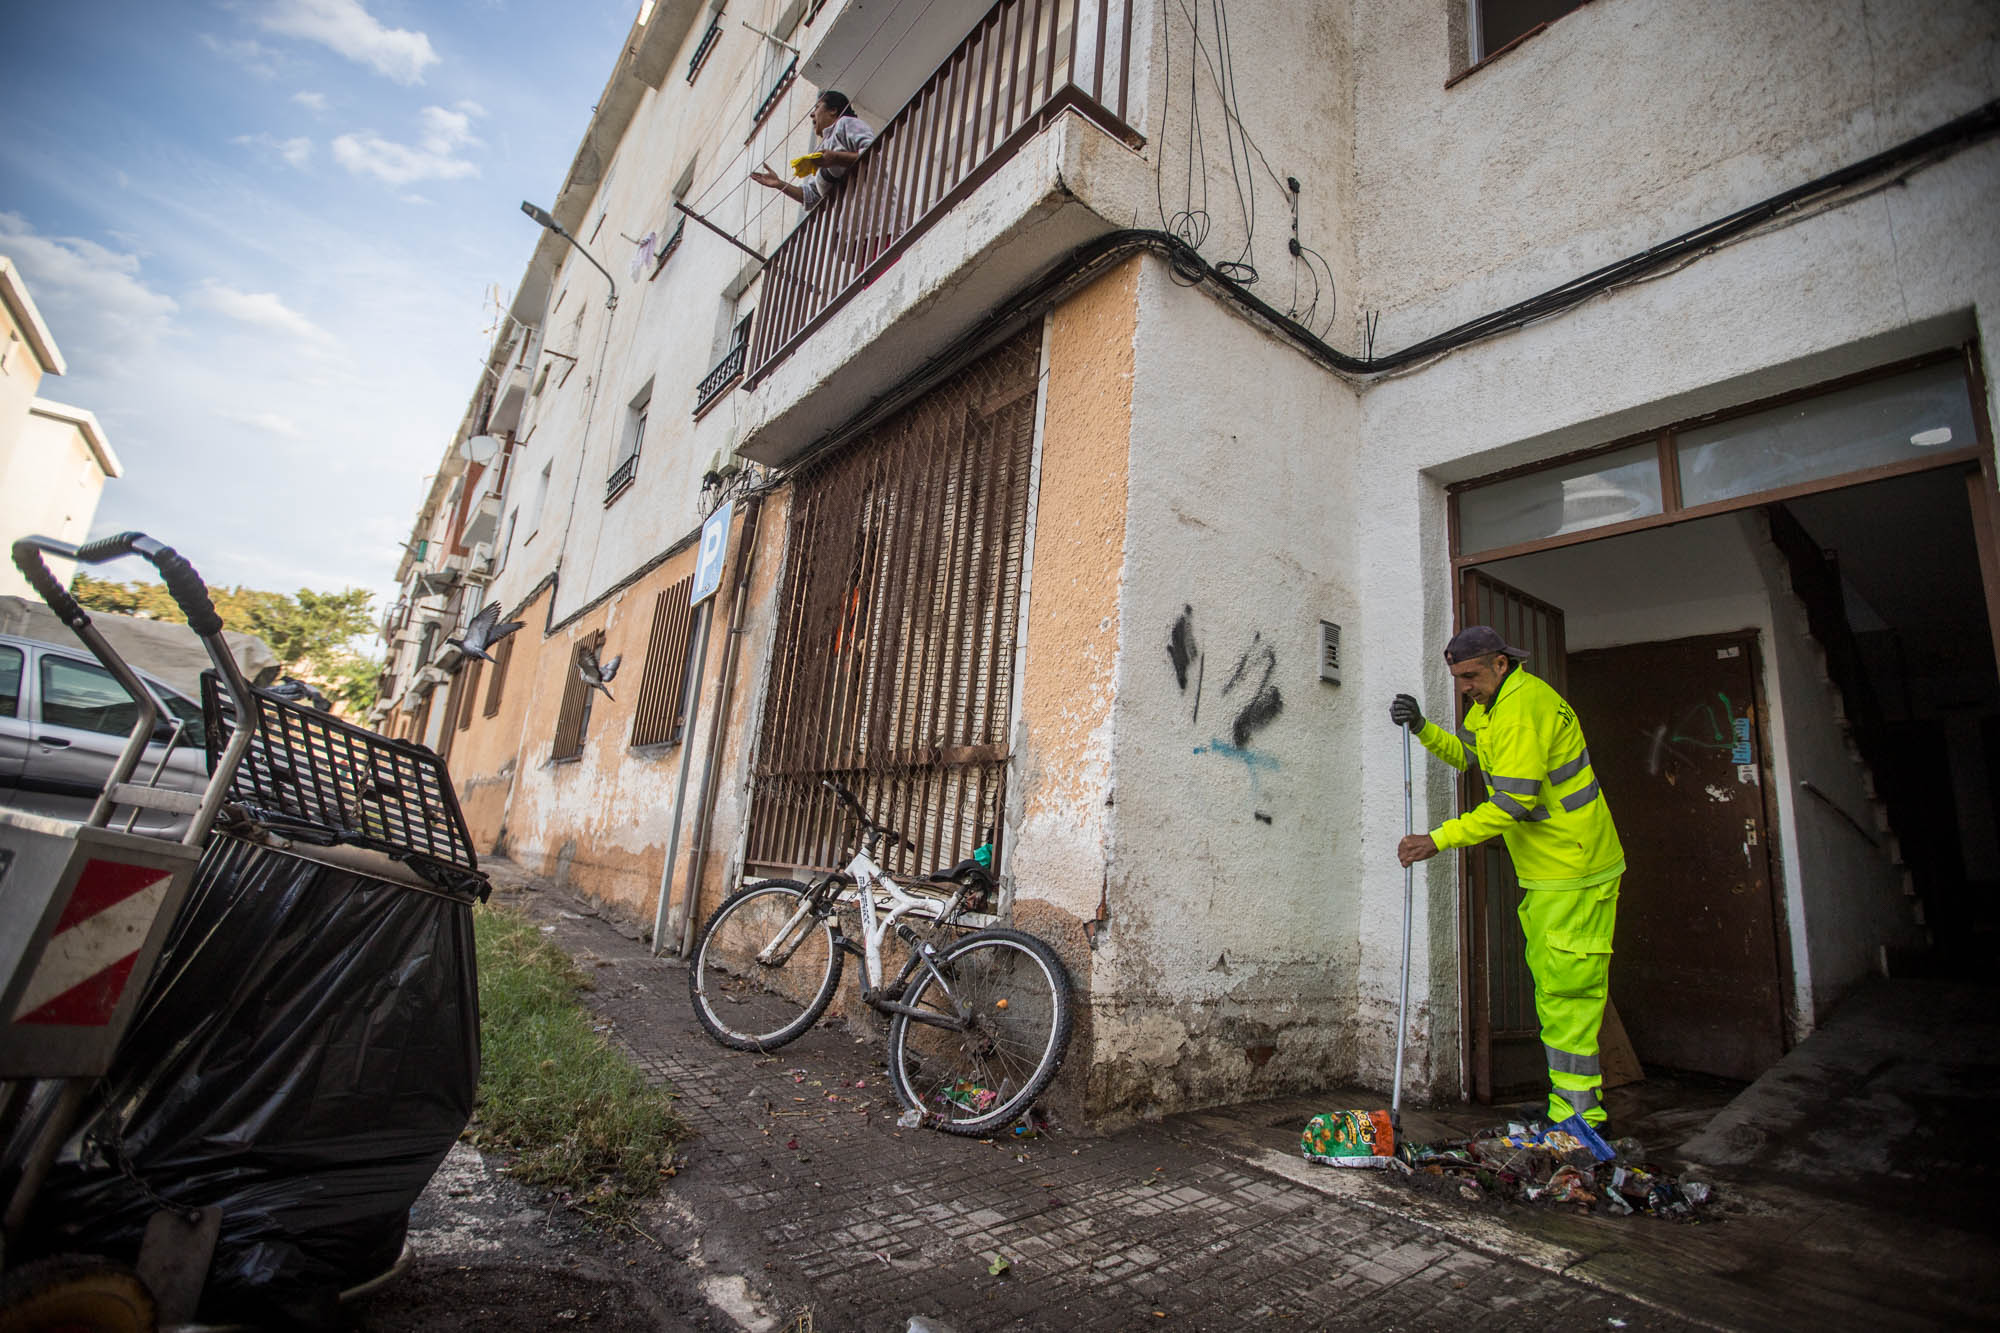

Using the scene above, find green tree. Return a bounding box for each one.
[70,575,383,714]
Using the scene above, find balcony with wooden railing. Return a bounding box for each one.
[745,0,1138,388]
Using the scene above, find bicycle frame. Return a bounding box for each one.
[755,842,975,1028]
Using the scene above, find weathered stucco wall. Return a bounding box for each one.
[1088,254,1366,1119]
[446,583,551,852]
[1008,258,1139,1117]
[1349,0,2000,347]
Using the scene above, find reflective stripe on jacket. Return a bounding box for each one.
[1418,667,1625,889]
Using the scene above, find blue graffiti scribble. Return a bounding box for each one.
[1194,740,1280,789]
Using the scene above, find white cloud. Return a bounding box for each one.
[292,90,329,112]
[234,133,314,168]
[201,33,281,79]
[219,409,306,439]
[0,212,179,358]
[332,104,483,186]
[194,280,336,350]
[257,0,439,85]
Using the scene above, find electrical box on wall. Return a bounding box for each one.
[1319,621,1341,684]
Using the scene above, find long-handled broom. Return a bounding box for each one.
[1300,719,1416,1168]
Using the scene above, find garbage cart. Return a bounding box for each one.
[0,532,487,1331]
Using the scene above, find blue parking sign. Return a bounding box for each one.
[692,498,733,606]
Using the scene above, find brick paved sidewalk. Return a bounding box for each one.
[491,864,1694,1333]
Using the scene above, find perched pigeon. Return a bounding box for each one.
[267,676,332,710]
[450,600,525,662]
[577,641,622,701]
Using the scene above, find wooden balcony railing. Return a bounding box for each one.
[745,0,1138,386]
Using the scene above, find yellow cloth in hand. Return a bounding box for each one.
[790,152,824,178]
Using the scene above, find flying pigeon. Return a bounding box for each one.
[577,641,622,701]
[450,601,525,662]
[267,676,333,710]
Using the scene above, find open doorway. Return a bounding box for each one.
[1464,462,1999,1092]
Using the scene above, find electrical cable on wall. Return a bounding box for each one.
[1156,0,1340,334]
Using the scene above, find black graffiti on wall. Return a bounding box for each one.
[1220,633,1283,747]
[1166,608,1284,749]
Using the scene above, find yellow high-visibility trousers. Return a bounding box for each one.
[1518,877,1619,1126]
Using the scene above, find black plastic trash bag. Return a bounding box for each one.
[24,833,480,1328]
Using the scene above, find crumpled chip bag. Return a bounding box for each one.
[1301,1109,1396,1167]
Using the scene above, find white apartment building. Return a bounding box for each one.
[381,0,2000,1122]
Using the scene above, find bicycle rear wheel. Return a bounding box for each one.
[688,879,842,1051]
[886,927,1073,1135]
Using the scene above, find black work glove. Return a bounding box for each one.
[1390,694,1424,729]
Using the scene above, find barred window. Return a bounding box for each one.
[552,632,602,762]
[483,635,514,717]
[457,659,483,731]
[630,575,698,747]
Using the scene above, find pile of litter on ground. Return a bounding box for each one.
[1299,1110,1715,1219]
[1396,1124,1715,1219]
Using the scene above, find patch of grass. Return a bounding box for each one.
[471,904,687,1222]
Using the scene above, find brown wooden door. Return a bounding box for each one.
[1565,632,1787,1081]
[1457,570,1567,1101]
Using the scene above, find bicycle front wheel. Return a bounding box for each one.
[886,927,1073,1135]
[688,879,842,1051]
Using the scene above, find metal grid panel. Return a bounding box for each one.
[631,576,697,747]
[551,635,598,761]
[482,636,514,717]
[202,677,478,870]
[456,659,483,731]
[746,328,1040,878]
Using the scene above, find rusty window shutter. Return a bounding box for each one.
[745,327,1040,878]
[483,636,514,718]
[552,633,599,761]
[631,575,698,747]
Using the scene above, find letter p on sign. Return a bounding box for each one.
[692,498,734,606]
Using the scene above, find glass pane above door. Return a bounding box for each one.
[1457,441,1663,556]
[1677,359,1976,508]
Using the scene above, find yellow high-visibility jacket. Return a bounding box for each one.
[1417,667,1625,889]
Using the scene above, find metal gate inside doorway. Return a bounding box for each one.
[745,329,1041,879]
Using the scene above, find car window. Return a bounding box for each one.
[40,654,141,736]
[154,686,208,748]
[0,645,20,717]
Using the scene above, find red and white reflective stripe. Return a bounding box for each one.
[11,859,174,1027]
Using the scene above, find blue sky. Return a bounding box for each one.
[1,0,637,616]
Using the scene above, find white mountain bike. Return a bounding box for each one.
[687,779,1072,1135]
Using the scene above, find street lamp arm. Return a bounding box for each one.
[520,200,619,310]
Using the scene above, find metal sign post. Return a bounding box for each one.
[652,500,734,953]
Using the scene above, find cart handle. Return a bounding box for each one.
[10,532,256,845]
[13,532,224,636]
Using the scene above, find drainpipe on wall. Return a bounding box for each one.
[677,492,765,958]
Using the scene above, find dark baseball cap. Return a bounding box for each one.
[1444,625,1529,664]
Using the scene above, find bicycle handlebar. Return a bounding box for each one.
[820,777,914,852]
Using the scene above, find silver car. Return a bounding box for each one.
[0,630,211,835]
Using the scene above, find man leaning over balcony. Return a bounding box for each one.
[751,90,874,208]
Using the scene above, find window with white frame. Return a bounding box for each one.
[607,381,651,503]
[1469,0,1587,63]
[526,461,552,539]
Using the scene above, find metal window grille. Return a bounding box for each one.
[552,634,600,761]
[631,575,698,747]
[748,56,798,138]
[687,20,722,82]
[483,635,514,717]
[456,659,483,730]
[745,327,1040,878]
[695,316,751,415]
